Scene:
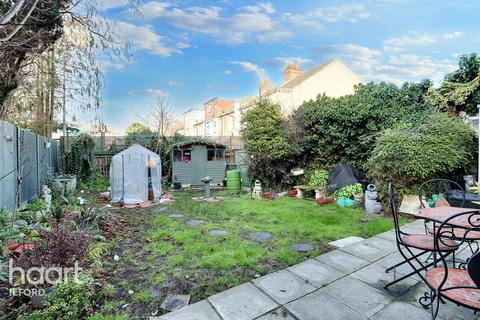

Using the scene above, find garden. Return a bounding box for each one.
[0,54,479,319]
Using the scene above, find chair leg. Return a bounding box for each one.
[385,250,428,273]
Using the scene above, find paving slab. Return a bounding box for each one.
[351,262,419,297]
[371,301,431,320]
[248,231,274,241]
[208,229,229,236]
[339,239,395,262]
[287,259,345,288]
[285,290,367,320]
[321,276,393,318]
[289,243,314,252]
[208,283,278,320]
[168,214,184,219]
[374,252,425,279]
[361,236,397,252]
[315,249,369,274]
[375,230,397,242]
[253,270,317,304]
[400,220,427,234]
[255,307,297,319]
[186,219,205,226]
[329,236,364,248]
[152,300,221,320]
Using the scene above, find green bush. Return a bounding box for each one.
[66,134,96,182]
[23,273,95,320]
[334,183,363,199]
[79,173,110,192]
[293,81,434,168]
[307,169,328,189]
[366,113,476,187]
[242,99,300,187]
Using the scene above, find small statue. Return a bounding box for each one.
[252,180,262,199]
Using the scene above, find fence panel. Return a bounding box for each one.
[0,121,18,211]
[0,121,59,211]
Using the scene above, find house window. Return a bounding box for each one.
[183,150,191,162]
[208,149,224,161]
[173,150,182,162]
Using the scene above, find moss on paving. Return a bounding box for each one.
[101,190,404,319]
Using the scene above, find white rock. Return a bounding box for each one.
[114,255,120,261]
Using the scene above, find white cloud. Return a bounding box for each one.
[265,56,313,68]
[168,80,183,86]
[128,1,290,44]
[100,0,131,10]
[129,88,168,97]
[311,4,371,23]
[224,70,232,75]
[99,60,126,72]
[231,61,266,79]
[116,21,180,57]
[384,31,463,52]
[329,43,457,85]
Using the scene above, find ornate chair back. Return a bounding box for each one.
[418,179,464,208]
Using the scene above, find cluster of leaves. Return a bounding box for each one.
[307,169,329,189]
[22,273,96,320]
[79,173,110,192]
[241,99,301,188]
[427,54,480,114]
[334,183,363,199]
[366,113,476,188]
[292,81,434,168]
[66,133,96,182]
[15,217,92,273]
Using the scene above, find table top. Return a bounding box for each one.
[415,206,480,229]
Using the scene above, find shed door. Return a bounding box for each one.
[191,145,207,185]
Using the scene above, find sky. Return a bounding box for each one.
[72,0,480,133]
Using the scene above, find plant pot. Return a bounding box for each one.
[263,192,270,199]
[288,190,297,197]
[316,198,335,205]
[148,191,154,200]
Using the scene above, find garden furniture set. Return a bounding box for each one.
[386,180,480,319]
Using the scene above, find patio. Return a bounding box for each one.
[153,219,479,320]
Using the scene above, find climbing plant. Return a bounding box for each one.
[66,134,96,182]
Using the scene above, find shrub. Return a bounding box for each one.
[23,273,95,320]
[366,113,476,187]
[334,183,363,199]
[307,169,328,189]
[66,133,96,182]
[242,99,300,187]
[293,81,434,168]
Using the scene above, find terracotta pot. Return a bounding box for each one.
[288,190,297,197]
[316,198,335,205]
[263,192,271,199]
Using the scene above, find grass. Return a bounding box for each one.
[101,190,407,319]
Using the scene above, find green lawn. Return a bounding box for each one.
[96,191,402,319]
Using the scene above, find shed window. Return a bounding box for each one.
[208,149,224,161]
[183,150,191,162]
[173,150,182,162]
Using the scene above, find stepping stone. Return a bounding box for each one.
[160,294,190,312]
[157,207,168,212]
[209,229,229,236]
[249,231,274,241]
[186,219,205,226]
[169,214,184,219]
[329,236,364,248]
[289,243,314,252]
[153,300,221,320]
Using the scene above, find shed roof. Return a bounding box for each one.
[170,140,226,150]
[112,144,160,159]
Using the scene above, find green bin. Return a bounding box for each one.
[226,170,241,192]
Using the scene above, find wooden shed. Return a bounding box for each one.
[171,141,226,187]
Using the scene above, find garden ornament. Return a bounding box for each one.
[252,180,262,199]
[201,176,213,199]
[365,184,382,214]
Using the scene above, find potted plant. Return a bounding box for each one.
[307,169,328,199]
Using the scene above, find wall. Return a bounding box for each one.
[0,120,58,211]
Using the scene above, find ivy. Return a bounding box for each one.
[66,133,96,182]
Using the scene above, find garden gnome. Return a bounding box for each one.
[252,180,262,199]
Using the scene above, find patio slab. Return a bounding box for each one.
[321,276,393,318]
[285,290,367,320]
[339,239,395,262]
[252,270,317,304]
[328,236,364,248]
[371,301,431,320]
[255,307,296,319]
[152,300,221,320]
[315,249,369,274]
[287,259,345,288]
[208,283,278,320]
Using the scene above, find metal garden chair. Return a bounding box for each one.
[384,183,458,289]
[419,179,480,257]
[425,210,480,319]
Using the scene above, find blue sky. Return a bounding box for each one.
[73,0,480,133]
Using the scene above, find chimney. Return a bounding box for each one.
[258,78,273,97]
[283,60,302,82]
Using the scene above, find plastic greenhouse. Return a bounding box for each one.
[109,144,162,204]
